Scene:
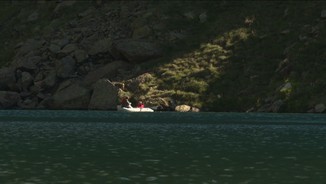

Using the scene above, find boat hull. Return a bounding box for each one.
[117,106,154,112]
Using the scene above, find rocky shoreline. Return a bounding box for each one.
[1,1,325,113]
[0,1,201,112]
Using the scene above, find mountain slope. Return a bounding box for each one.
[0,1,325,112]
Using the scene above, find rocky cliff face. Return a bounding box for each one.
[0,1,197,111]
[0,1,325,112]
[0,1,160,110]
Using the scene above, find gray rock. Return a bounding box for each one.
[280,82,292,92]
[43,71,57,89]
[315,103,325,113]
[60,44,78,55]
[111,39,162,63]
[0,67,16,90]
[78,7,95,18]
[199,12,207,23]
[48,44,61,54]
[27,11,38,22]
[30,81,44,93]
[83,60,130,86]
[0,91,20,108]
[36,92,50,100]
[270,100,284,112]
[175,105,191,112]
[29,56,43,66]
[51,38,70,49]
[190,106,200,112]
[257,104,271,112]
[56,56,76,78]
[132,26,152,39]
[16,39,45,57]
[17,97,38,109]
[53,0,76,14]
[321,10,326,18]
[184,12,195,19]
[258,100,283,112]
[74,49,88,63]
[21,72,33,90]
[34,72,44,82]
[56,79,73,92]
[51,83,91,109]
[89,79,118,110]
[12,56,42,70]
[88,38,112,56]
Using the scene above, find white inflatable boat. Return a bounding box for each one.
[117,105,154,112]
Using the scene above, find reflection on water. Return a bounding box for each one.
[0,110,326,184]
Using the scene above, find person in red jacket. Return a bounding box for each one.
[137,100,144,108]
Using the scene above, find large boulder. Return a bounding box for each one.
[175,105,191,112]
[315,103,325,113]
[175,104,200,112]
[89,79,118,110]
[0,91,21,108]
[15,39,45,57]
[74,49,88,63]
[12,56,42,71]
[51,83,91,109]
[55,56,76,78]
[17,97,38,109]
[27,11,39,22]
[42,70,57,89]
[83,60,130,86]
[53,1,76,15]
[111,39,162,63]
[88,38,112,56]
[321,10,326,18]
[51,38,70,49]
[257,100,284,112]
[59,44,78,55]
[0,67,16,90]
[21,71,34,90]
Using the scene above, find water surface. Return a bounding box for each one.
[0,110,326,184]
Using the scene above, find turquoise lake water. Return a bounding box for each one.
[0,110,326,184]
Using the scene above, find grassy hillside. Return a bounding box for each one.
[141,1,326,112]
[0,1,325,112]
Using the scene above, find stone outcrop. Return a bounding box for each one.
[111,39,162,63]
[175,105,200,112]
[55,56,76,78]
[15,39,45,57]
[88,79,118,110]
[82,60,130,87]
[50,83,91,109]
[0,67,16,90]
[21,71,34,90]
[0,91,21,108]
[88,38,112,56]
[0,2,172,110]
[314,103,325,113]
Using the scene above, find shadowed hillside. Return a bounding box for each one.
[0,1,325,112]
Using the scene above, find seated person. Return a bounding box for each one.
[121,96,132,108]
[137,101,144,108]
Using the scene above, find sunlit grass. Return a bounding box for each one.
[150,27,254,108]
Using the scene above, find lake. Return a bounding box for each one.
[1,110,326,184]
